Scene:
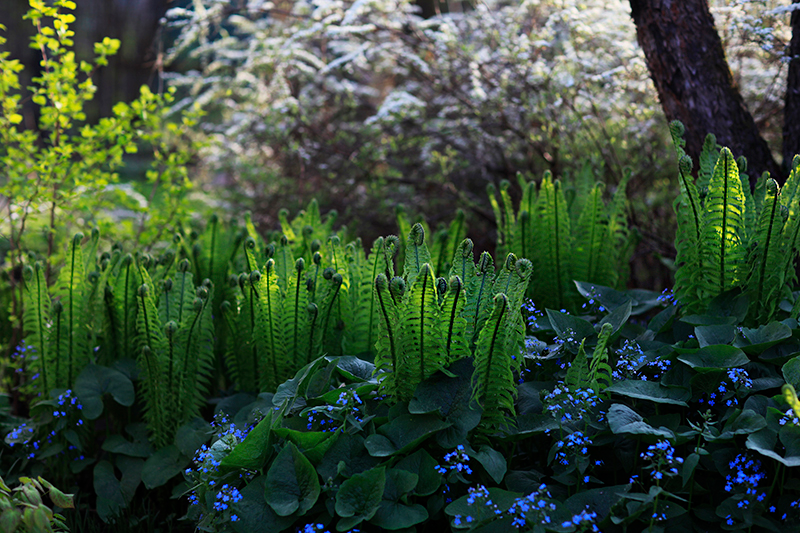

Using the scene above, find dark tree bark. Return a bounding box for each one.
[629,0,781,181]
[784,9,800,167]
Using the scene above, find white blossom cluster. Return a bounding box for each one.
[161,0,788,215]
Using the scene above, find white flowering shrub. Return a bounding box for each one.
[163,0,792,236]
[163,0,664,225]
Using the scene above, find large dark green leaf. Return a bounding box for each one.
[365,413,450,457]
[607,404,674,439]
[332,356,376,382]
[394,449,442,497]
[409,359,480,446]
[597,300,632,335]
[264,442,320,517]
[466,445,507,485]
[564,484,630,519]
[74,365,135,420]
[93,460,125,522]
[719,409,767,440]
[574,282,632,312]
[444,486,521,524]
[335,466,386,531]
[231,476,294,533]
[676,345,749,370]
[221,412,274,471]
[317,433,379,480]
[546,309,596,344]
[735,322,792,355]
[694,324,735,348]
[605,381,690,406]
[783,356,800,389]
[746,428,800,467]
[141,445,188,489]
[175,418,213,458]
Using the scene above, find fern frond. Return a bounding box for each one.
[273,234,294,294]
[396,264,445,401]
[448,239,475,283]
[465,252,495,347]
[344,237,387,356]
[472,293,517,432]
[669,121,687,160]
[487,183,509,259]
[374,274,400,396]
[110,254,141,363]
[697,133,720,192]
[316,269,347,358]
[565,340,591,392]
[179,283,215,419]
[700,148,748,300]
[437,209,467,275]
[673,155,705,312]
[235,270,262,392]
[83,228,100,274]
[437,275,470,365]
[781,156,800,287]
[283,258,311,369]
[746,178,786,322]
[159,261,196,327]
[573,183,606,285]
[135,284,170,448]
[51,233,90,387]
[604,170,632,288]
[532,175,573,311]
[22,263,51,394]
[254,260,288,390]
[738,157,756,246]
[403,223,432,287]
[590,323,614,396]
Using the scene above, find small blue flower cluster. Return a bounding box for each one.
[726,368,753,389]
[435,445,472,476]
[612,341,672,381]
[454,484,566,529]
[700,369,752,408]
[298,524,329,533]
[306,390,365,432]
[612,340,646,380]
[562,507,600,532]
[724,454,766,510]
[454,485,497,526]
[523,300,545,329]
[507,484,556,529]
[6,423,35,447]
[11,340,35,375]
[544,385,599,425]
[53,389,84,419]
[554,431,591,466]
[579,287,607,313]
[779,408,800,426]
[552,326,581,352]
[640,440,683,482]
[213,484,243,516]
[657,288,677,306]
[306,406,338,432]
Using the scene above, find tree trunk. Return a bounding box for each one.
[629,0,781,182]
[784,8,800,169]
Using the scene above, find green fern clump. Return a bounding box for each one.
[373,223,532,432]
[489,171,632,313]
[670,121,800,323]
